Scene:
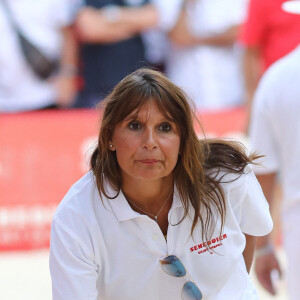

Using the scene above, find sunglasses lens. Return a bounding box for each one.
[160,255,186,277]
[182,281,203,300]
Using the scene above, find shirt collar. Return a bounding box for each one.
[104,184,139,222]
[104,182,183,222]
[172,185,183,209]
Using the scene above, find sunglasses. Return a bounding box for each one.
[160,255,203,300]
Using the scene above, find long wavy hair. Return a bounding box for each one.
[91,68,258,238]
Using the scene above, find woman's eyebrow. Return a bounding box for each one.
[162,115,177,123]
[165,116,176,122]
[123,112,176,123]
[123,113,139,121]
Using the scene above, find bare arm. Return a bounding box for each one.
[75,4,158,44]
[256,174,276,250]
[243,47,261,132]
[243,234,256,273]
[199,26,240,46]
[168,8,240,47]
[55,25,79,107]
[254,173,281,295]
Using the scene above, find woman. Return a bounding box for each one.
[50,68,272,300]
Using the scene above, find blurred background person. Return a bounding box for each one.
[141,6,168,73]
[249,1,300,299]
[154,0,248,111]
[73,0,159,108]
[240,0,300,127]
[0,0,78,112]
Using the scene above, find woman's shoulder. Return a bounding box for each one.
[52,172,119,223]
[207,164,255,192]
[52,171,99,222]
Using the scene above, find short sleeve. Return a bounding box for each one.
[239,0,268,47]
[213,0,249,28]
[53,0,82,27]
[228,0,249,26]
[50,217,99,300]
[229,167,273,236]
[153,0,182,32]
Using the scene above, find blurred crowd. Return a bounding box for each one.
[1,0,299,119]
[1,0,300,298]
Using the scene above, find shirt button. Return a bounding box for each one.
[152,233,158,240]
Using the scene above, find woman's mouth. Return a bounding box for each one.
[138,159,160,165]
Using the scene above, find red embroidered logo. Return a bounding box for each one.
[190,234,227,255]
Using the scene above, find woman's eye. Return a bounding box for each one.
[128,122,141,130]
[159,123,172,132]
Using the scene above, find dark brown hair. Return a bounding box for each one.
[91,68,257,238]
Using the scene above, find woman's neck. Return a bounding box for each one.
[122,177,174,235]
[121,177,174,209]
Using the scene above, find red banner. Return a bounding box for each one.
[0,108,246,250]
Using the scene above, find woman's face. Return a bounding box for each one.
[110,99,181,184]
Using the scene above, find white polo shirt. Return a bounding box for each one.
[154,0,248,110]
[50,166,272,300]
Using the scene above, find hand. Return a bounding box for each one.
[75,7,101,42]
[75,7,132,43]
[168,9,198,47]
[255,252,281,295]
[53,75,77,108]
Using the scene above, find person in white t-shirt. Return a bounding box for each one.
[50,68,272,300]
[249,2,300,299]
[153,0,248,110]
[0,0,77,112]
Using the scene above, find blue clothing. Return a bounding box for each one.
[75,0,149,108]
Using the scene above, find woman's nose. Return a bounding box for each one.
[142,129,158,150]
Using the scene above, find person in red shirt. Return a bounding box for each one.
[240,0,300,129]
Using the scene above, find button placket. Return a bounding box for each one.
[153,218,168,246]
[152,232,158,241]
[136,215,168,255]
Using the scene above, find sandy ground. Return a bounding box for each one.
[0,248,288,300]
